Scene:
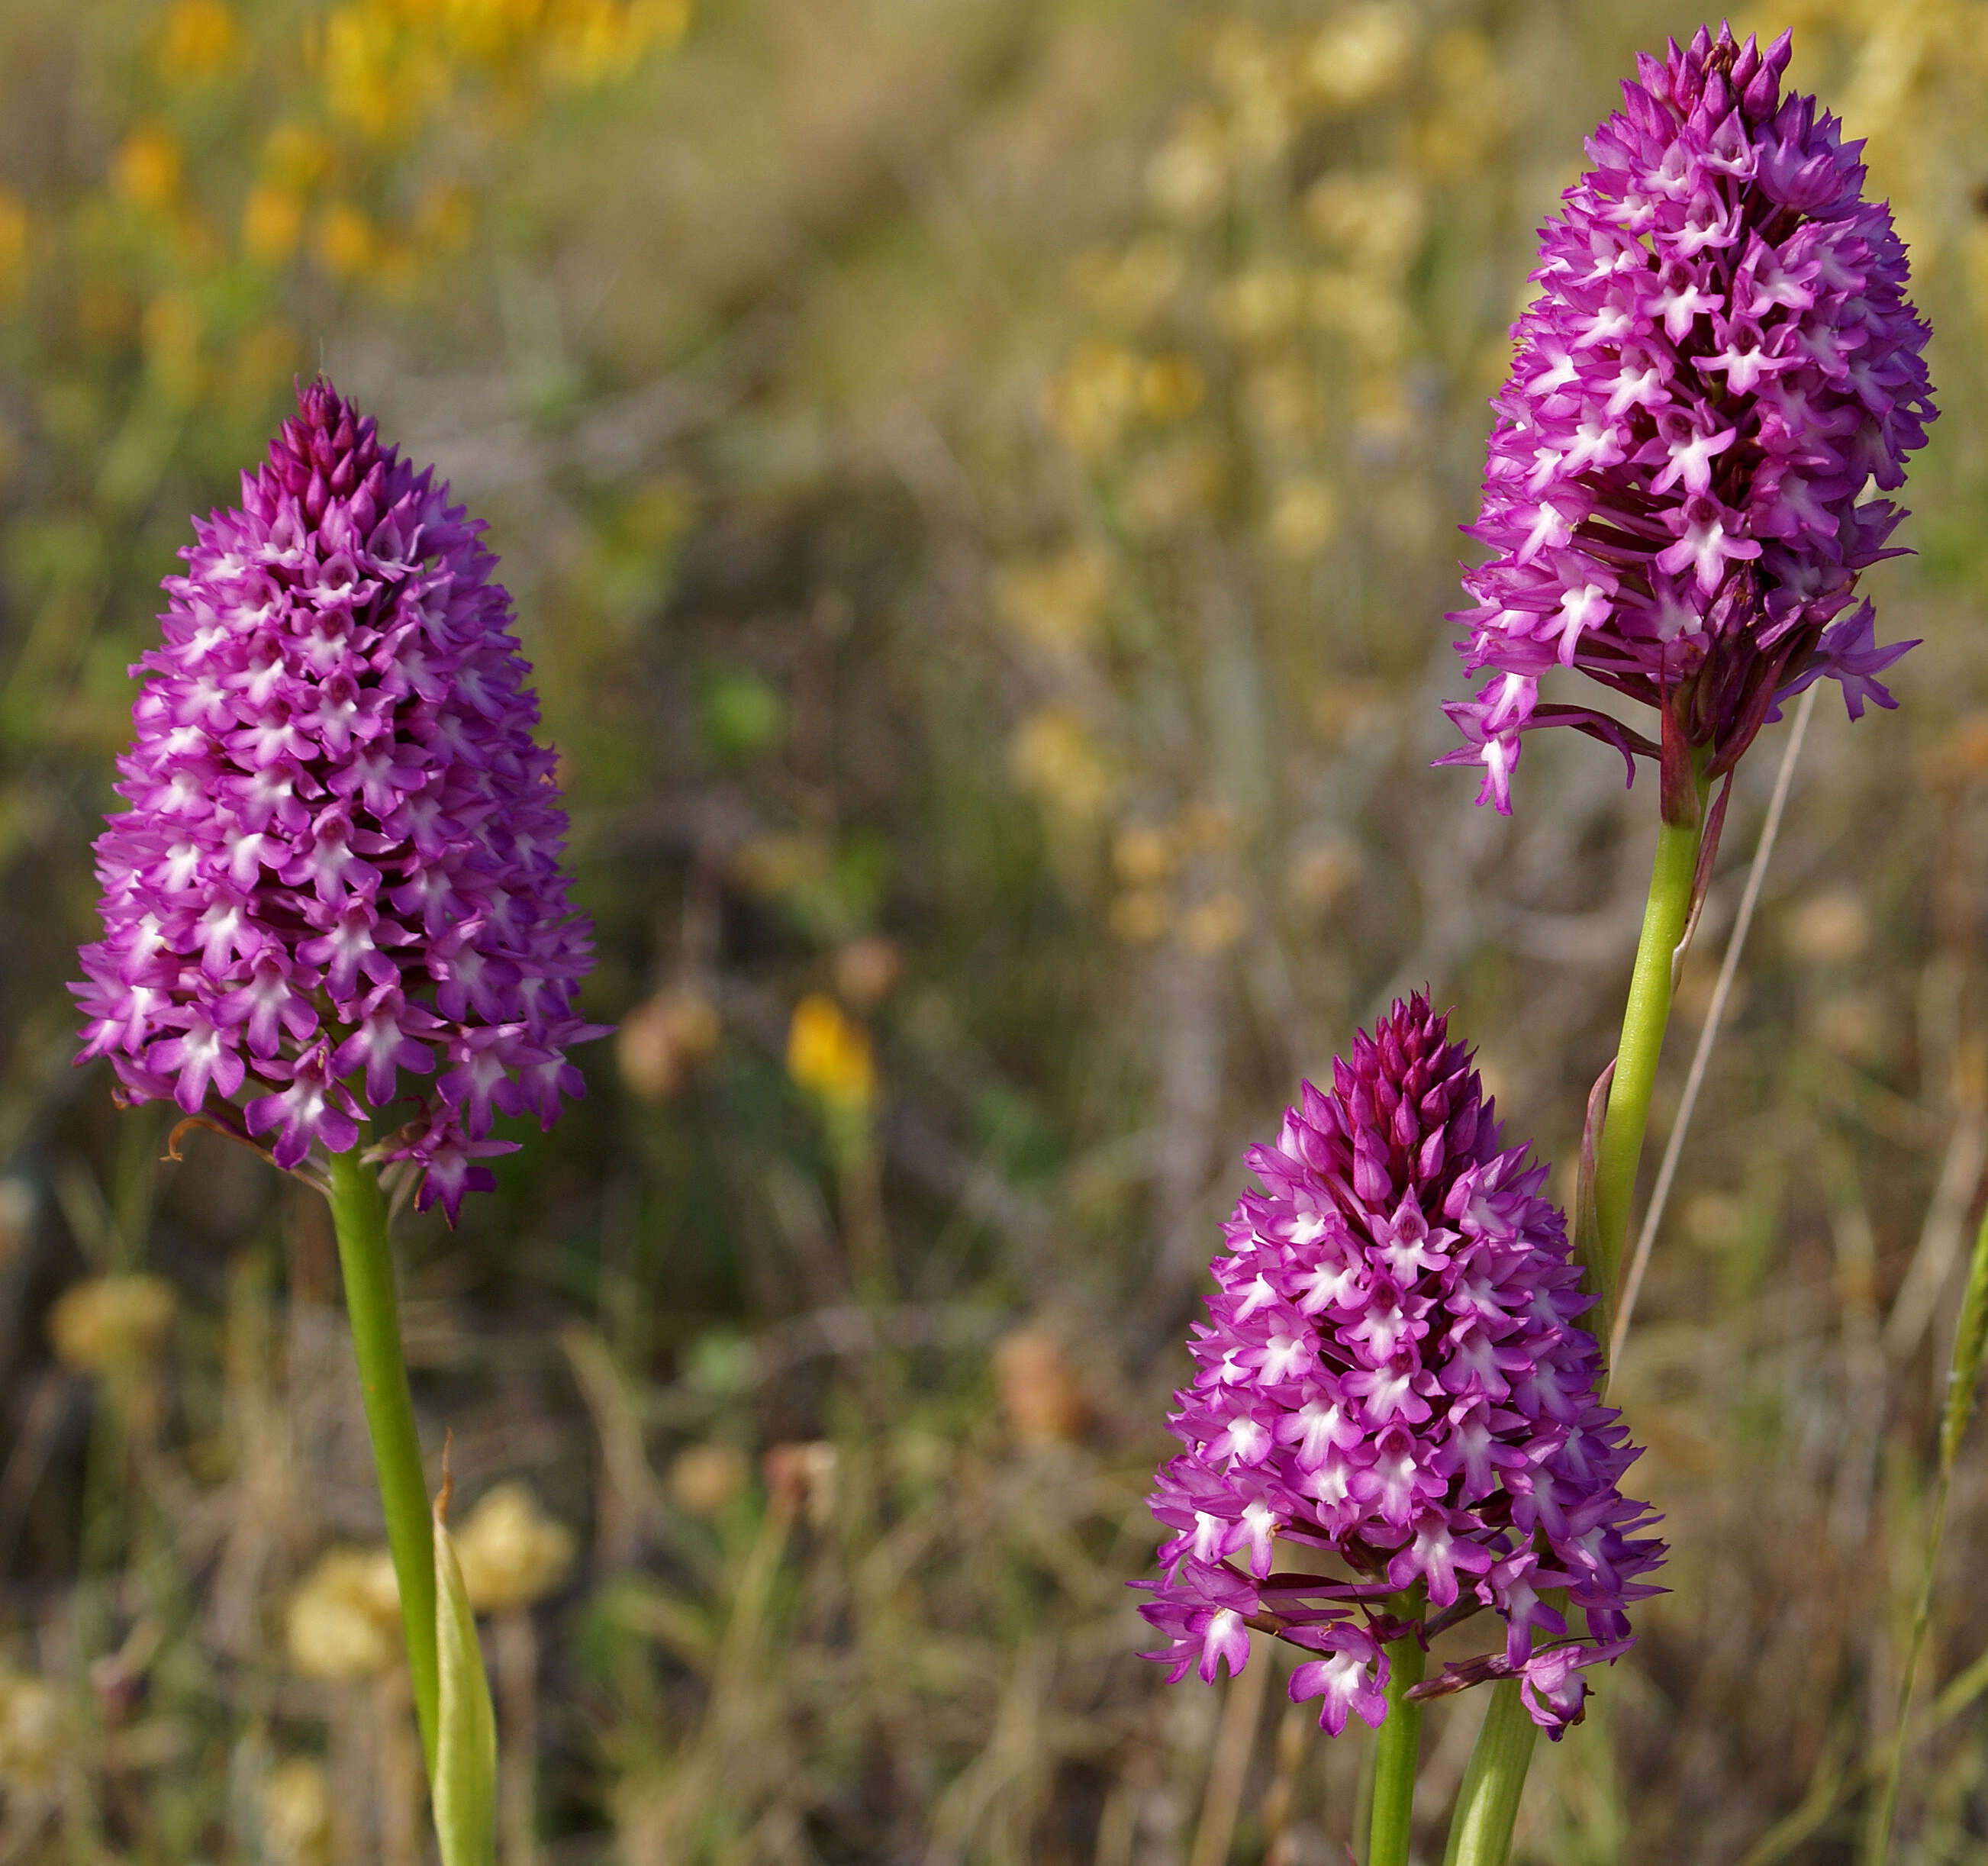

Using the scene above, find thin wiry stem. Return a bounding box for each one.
[1864,1194,1988,1864]
[1609,683,1817,1369]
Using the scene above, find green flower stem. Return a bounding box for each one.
[1592,766,1711,1329]
[1368,1629,1426,1866]
[327,1149,440,1777]
[1442,1681,1539,1866]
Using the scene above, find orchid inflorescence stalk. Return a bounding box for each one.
[75,379,602,1855]
[1140,22,1935,1866]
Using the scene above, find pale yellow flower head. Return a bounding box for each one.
[453,1481,577,1614]
[285,1546,400,1680]
[47,1275,176,1376]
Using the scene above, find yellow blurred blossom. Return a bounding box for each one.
[1268,476,1339,559]
[731,832,831,900]
[1243,363,1322,448]
[1073,233,1185,327]
[544,0,693,85]
[1303,172,1424,276]
[1123,438,1226,533]
[1108,888,1170,943]
[1112,823,1176,887]
[285,1546,400,1680]
[112,125,182,211]
[1968,226,1988,334]
[1215,265,1302,344]
[242,182,304,266]
[1010,708,1116,823]
[0,1672,62,1792]
[1179,890,1249,956]
[994,547,1111,652]
[0,191,25,305]
[1305,2,1418,108]
[314,201,375,277]
[1139,354,1206,422]
[263,1758,333,1866]
[157,0,242,82]
[47,1275,175,1375]
[414,179,476,252]
[453,1481,577,1613]
[263,121,335,189]
[1144,106,1227,226]
[1176,801,1238,849]
[788,994,876,1110]
[1045,341,1142,459]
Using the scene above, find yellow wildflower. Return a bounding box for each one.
[1179,890,1249,956]
[1044,341,1142,459]
[47,1275,175,1375]
[242,182,304,266]
[314,201,375,278]
[1305,2,1418,108]
[1010,708,1116,823]
[0,192,26,306]
[111,126,182,211]
[787,994,875,1110]
[157,0,243,82]
[994,546,1111,652]
[452,1482,576,1614]
[285,1546,400,1680]
[1268,476,1340,559]
[263,1758,333,1866]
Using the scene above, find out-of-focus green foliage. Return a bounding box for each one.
[3,0,1988,1860]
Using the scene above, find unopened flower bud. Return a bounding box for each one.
[616,989,720,1102]
[762,1441,837,1526]
[994,1328,1089,1446]
[668,1442,748,1518]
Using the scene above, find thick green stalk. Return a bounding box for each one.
[1442,1681,1539,1866]
[327,1149,440,1775]
[1592,775,1709,1325]
[1368,1630,1426,1866]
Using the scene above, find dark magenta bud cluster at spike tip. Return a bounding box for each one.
[1134,997,1664,1739]
[1440,24,1934,817]
[73,380,605,1221]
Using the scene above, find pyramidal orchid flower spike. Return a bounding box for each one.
[1136,997,1664,1741]
[73,379,604,1220]
[1442,23,1935,818]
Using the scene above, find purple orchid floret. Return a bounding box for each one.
[73,379,604,1221]
[1134,996,1664,1739]
[1442,23,1935,816]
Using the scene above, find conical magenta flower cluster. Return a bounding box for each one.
[1136,997,1663,1737]
[74,381,601,1220]
[1441,24,1935,816]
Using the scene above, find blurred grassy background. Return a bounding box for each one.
[2,0,1988,1859]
